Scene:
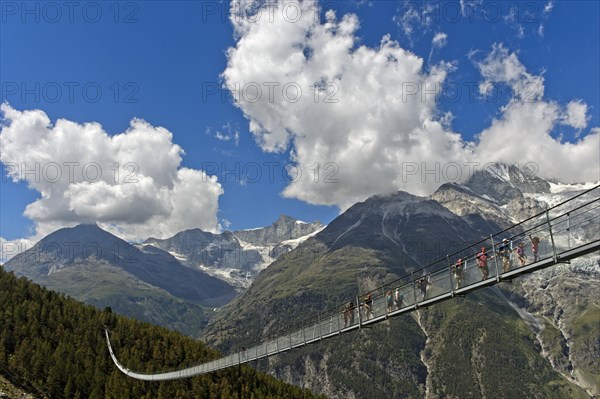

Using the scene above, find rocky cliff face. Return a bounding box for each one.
[504,260,600,397]
[234,215,323,246]
[431,163,549,224]
[465,163,551,202]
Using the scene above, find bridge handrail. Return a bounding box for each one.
[270,186,599,338]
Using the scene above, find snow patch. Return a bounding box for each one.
[485,163,513,185]
[198,264,252,289]
[167,250,188,262]
[279,227,325,246]
[331,216,365,248]
[549,182,599,194]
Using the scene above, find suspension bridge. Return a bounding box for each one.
[105,185,600,381]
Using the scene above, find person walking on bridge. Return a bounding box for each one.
[516,242,527,266]
[498,238,512,273]
[452,258,464,289]
[476,247,490,280]
[363,292,374,320]
[394,287,403,309]
[416,276,431,300]
[529,235,543,262]
[386,290,394,313]
[343,301,355,327]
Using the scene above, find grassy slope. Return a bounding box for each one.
[570,304,600,394]
[205,240,432,398]
[39,263,209,337]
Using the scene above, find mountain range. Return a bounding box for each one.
[144,214,323,288]
[201,163,599,398]
[3,162,598,398]
[3,215,323,336]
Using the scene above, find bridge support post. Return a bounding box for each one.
[329,314,333,335]
[317,313,322,340]
[490,235,501,281]
[447,255,455,296]
[302,325,307,346]
[567,212,571,249]
[412,272,418,308]
[383,285,389,319]
[357,296,362,328]
[546,210,558,261]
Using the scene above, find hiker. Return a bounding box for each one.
[497,238,512,273]
[452,258,464,289]
[394,287,404,309]
[516,242,527,266]
[416,276,431,300]
[363,292,374,320]
[529,235,543,262]
[343,301,355,327]
[386,290,394,313]
[348,301,355,325]
[476,247,490,280]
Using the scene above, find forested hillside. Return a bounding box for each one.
[0,266,325,399]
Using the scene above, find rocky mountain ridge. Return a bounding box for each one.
[144,215,324,288]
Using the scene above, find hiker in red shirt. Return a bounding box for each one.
[476,247,489,280]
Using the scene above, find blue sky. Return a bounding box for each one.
[1,0,599,245]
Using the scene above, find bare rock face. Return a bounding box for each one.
[235,215,324,246]
[464,163,551,205]
[506,196,548,221]
[512,259,600,397]
[433,164,552,225]
[432,163,598,396]
[431,182,512,228]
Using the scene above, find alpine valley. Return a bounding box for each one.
[3,163,598,399]
[2,215,323,336]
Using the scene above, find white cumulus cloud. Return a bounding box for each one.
[475,43,545,102]
[432,32,448,48]
[0,104,224,250]
[225,0,467,210]
[224,1,600,210]
[562,100,589,130]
